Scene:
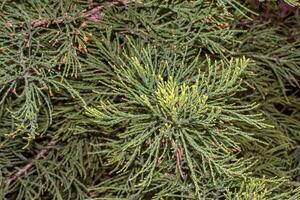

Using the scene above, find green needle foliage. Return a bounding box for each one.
[0,0,300,199]
[86,45,270,198]
[224,177,300,200]
[283,0,300,6]
[0,0,88,144]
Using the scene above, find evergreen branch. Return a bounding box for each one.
[3,140,56,187]
[86,45,269,197]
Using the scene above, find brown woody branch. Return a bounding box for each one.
[3,140,56,187]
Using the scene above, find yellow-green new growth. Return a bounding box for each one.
[86,46,269,198]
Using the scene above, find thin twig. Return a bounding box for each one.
[3,140,56,187]
[176,146,185,179]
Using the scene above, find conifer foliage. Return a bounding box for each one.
[0,0,300,199]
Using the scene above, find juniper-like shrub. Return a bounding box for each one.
[0,0,300,199]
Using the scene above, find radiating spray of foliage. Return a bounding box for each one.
[86,45,271,198]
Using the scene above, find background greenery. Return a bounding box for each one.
[0,0,299,199]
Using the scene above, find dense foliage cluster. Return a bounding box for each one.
[0,0,299,199]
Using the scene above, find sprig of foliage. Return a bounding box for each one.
[225,177,300,200]
[86,44,270,198]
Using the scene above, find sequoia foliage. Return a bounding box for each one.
[0,0,300,199]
